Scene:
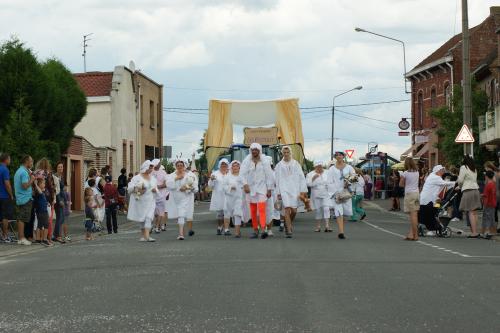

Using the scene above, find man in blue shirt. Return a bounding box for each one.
[0,153,14,242]
[14,155,35,245]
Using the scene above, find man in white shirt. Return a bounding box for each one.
[275,146,308,238]
[419,165,455,233]
[240,143,274,239]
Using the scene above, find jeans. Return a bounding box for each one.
[54,203,64,238]
[106,204,118,233]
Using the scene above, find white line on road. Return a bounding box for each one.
[362,220,473,258]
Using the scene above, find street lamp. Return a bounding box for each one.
[331,86,363,160]
[355,27,409,94]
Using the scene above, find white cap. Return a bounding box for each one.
[151,158,161,166]
[432,165,445,173]
[218,158,229,168]
[314,160,323,167]
[140,160,154,173]
[249,142,262,153]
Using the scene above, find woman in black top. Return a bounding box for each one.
[117,168,127,196]
[390,169,402,211]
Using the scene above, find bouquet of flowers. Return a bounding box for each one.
[134,181,145,200]
[184,174,196,192]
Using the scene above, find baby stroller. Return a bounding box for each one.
[418,188,457,238]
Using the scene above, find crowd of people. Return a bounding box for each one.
[399,155,499,241]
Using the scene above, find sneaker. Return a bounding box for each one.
[250,232,259,239]
[147,237,156,242]
[224,230,231,236]
[267,230,274,237]
[177,235,185,240]
[450,217,460,223]
[425,231,436,236]
[1,236,12,243]
[155,228,161,234]
[261,232,268,239]
[161,225,166,231]
[279,223,284,232]
[338,233,346,239]
[217,228,222,236]
[188,230,195,237]
[17,238,31,245]
[139,237,147,242]
[360,214,367,221]
[41,240,53,247]
[285,233,293,238]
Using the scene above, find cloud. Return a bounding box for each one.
[160,41,213,70]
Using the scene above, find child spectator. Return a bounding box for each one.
[33,179,52,247]
[481,170,497,239]
[103,176,119,234]
[84,187,96,241]
[63,185,72,217]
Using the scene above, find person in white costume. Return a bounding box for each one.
[274,146,308,238]
[240,143,274,239]
[127,160,158,242]
[151,159,168,233]
[306,160,333,232]
[264,155,279,237]
[223,160,245,238]
[328,151,356,239]
[209,158,230,235]
[166,159,198,240]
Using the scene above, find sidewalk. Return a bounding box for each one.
[0,211,133,258]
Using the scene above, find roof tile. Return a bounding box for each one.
[73,72,113,97]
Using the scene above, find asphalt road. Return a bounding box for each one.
[0,201,499,333]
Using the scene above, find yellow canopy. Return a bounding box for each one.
[391,162,405,171]
[204,98,305,170]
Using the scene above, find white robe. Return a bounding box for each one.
[127,174,158,223]
[223,173,244,218]
[327,165,354,217]
[240,155,274,203]
[166,171,198,220]
[275,159,307,208]
[208,170,229,211]
[306,170,332,210]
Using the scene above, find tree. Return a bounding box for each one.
[195,130,208,171]
[431,82,495,168]
[0,38,87,168]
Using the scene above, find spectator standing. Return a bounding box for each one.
[0,153,14,242]
[389,170,402,211]
[14,155,35,245]
[33,178,52,246]
[103,176,119,234]
[117,168,127,197]
[34,158,55,242]
[53,162,68,243]
[457,155,481,238]
[362,170,373,200]
[481,171,497,239]
[400,157,420,241]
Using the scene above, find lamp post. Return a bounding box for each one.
[355,27,409,94]
[331,86,363,160]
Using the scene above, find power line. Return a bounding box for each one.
[164,85,405,93]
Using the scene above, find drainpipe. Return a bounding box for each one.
[446,62,454,112]
[137,81,141,171]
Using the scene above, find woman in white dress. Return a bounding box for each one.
[306,161,333,232]
[328,151,356,239]
[209,158,229,235]
[166,159,198,240]
[127,160,158,242]
[223,161,245,238]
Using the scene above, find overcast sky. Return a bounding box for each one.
[1,0,498,162]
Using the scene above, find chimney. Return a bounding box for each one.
[491,6,500,16]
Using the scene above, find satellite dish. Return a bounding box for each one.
[129,60,136,72]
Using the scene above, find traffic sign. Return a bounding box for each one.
[455,124,474,143]
[398,118,410,130]
[398,131,409,136]
[345,149,354,158]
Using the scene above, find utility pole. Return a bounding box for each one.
[82,33,93,73]
[462,0,472,156]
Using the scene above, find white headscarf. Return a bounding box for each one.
[151,158,161,167]
[249,142,262,155]
[229,160,241,173]
[174,158,188,168]
[281,145,291,153]
[432,164,445,174]
[314,160,324,167]
[140,160,154,173]
[218,158,230,169]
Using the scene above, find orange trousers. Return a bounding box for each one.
[250,202,266,231]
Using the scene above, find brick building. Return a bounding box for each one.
[404,6,500,168]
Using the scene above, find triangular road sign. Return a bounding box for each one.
[345,149,355,158]
[455,124,474,143]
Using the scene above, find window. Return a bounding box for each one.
[430,87,437,109]
[122,141,127,170]
[95,153,100,170]
[417,92,424,127]
[150,100,155,129]
[157,103,161,128]
[490,80,496,108]
[444,83,451,108]
[108,156,113,172]
[140,95,144,126]
[129,142,134,173]
[145,145,155,160]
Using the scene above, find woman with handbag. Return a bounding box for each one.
[328,151,356,239]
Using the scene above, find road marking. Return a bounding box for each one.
[362,220,473,258]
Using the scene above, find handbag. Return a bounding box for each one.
[335,189,352,204]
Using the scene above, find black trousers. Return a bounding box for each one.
[106,204,118,233]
